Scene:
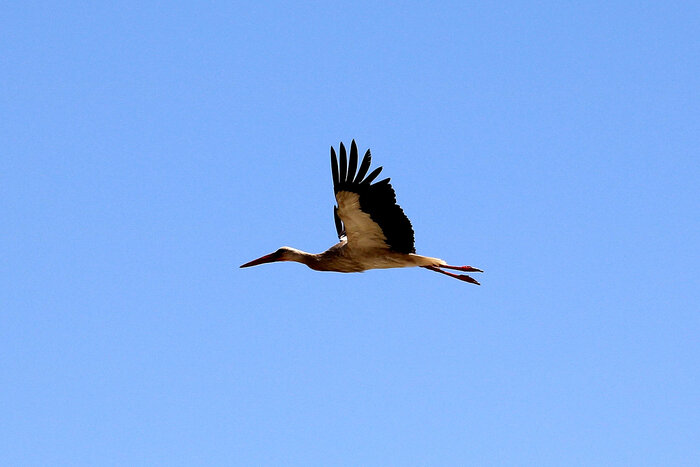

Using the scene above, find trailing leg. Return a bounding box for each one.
[422,265,481,285]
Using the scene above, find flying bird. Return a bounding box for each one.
[240,141,483,284]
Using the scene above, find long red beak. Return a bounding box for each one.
[240,252,280,268]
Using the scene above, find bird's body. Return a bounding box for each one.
[275,244,446,273]
[241,141,483,284]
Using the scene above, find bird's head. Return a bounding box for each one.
[239,246,298,268]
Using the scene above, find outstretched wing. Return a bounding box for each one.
[330,140,415,253]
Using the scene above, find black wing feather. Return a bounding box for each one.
[330,140,415,253]
[362,166,383,185]
[333,206,345,238]
[339,142,347,185]
[354,149,372,183]
[330,147,339,187]
[348,141,358,183]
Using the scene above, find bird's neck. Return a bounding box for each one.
[284,248,322,270]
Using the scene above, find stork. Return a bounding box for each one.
[240,141,483,284]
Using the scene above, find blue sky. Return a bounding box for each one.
[2,1,699,465]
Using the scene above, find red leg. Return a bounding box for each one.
[422,266,481,285]
[440,264,483,273]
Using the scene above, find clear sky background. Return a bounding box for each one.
[2,1,699,465]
